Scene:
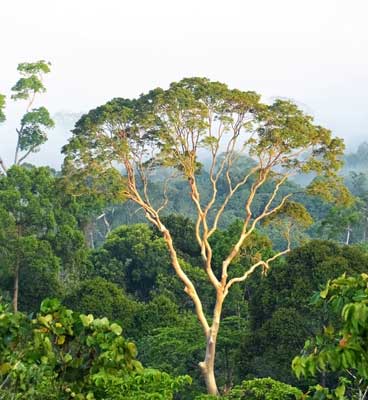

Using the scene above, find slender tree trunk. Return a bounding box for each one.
[13,264,19,313]
[82,220,95,249]
[159,222,226,396]
[199,294,223,396]
[200,328,219,395]
[0,158,7,175]
[13,226,21,313]
[14,128,21,165]
[346,224,351,245]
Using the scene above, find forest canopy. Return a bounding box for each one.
[1,69,368,399]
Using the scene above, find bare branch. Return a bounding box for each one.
[123,156,211,335]
[224,245,291,295]
[157,171,179,214]
[17,144,38,165]
[220,169,293,284]
[208,165,261,237]
[188,175,221,289]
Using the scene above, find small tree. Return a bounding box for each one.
[0,60,54,173]
[293,273,368,399]
[64,78,348,395]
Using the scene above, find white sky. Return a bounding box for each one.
[0,0,367,168]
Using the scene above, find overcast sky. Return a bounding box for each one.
[1,0,367,168]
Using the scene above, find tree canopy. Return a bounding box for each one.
[0,60,53,174]
[63,77,350,395]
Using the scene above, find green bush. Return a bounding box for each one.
[195,378,302,399]
[64,277,139,334]
[293,273,368,399]
[228,378,302,399]
[0,298,191,399]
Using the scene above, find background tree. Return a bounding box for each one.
[0,94,5,122]
[64,277,139,334]
[344,142,368,172]
[293,273,368,399]
[319,206,361,245]
[347,171,368,243]
[195,377,302,400]
[63,77,348,395]
[0,94,6,171]
[240,240,368,386]
[89,224,172,300]
[0,60,54,174]
[318,171,368,245]
[61,154,125,248]
[0,166,89,312]
[0,166,58,312]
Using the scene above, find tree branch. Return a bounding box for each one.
[0,157,7,174]
[16,147,36,165]
[224,245,291,295]
[208,166,261,237]
[123,156,211,335]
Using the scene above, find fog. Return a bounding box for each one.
[1,0,367,169]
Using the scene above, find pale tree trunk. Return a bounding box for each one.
[199,294,224,396]
[13,227,21,313]
[200,335,219,395]
[82,220,95,249]
[124,164,290,396]
[346,224,351,245]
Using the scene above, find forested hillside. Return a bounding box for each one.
[0,63,367,399]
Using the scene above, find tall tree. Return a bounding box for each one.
[0,166,57,312]
[64,78,348,395]
[0,166,88,312]
[0,60,54,174]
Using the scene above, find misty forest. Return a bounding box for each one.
[0,60,368,400]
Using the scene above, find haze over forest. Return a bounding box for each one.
[1,2,368,399]
[1,0,368,169]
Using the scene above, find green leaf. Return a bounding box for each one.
[110,323,122,336]
[320,280,331,299]
[334,383,345,399]
[38,314,53,326]
[0,362,12,374]
[57,335,66,345]
[40,298,61,313]
[127,342,138,357]
[80,314,94,327]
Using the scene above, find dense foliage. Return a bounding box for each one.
[195,378,302,399]
[293,273,368,399]
[0,166,89,312]
[1,67,368,397]
[0,299,190,399]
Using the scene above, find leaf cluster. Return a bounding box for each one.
[0,298,191,399]
[11,60,51,101]
[292,273,368,399]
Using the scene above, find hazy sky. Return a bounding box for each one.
[1,0,367,168]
